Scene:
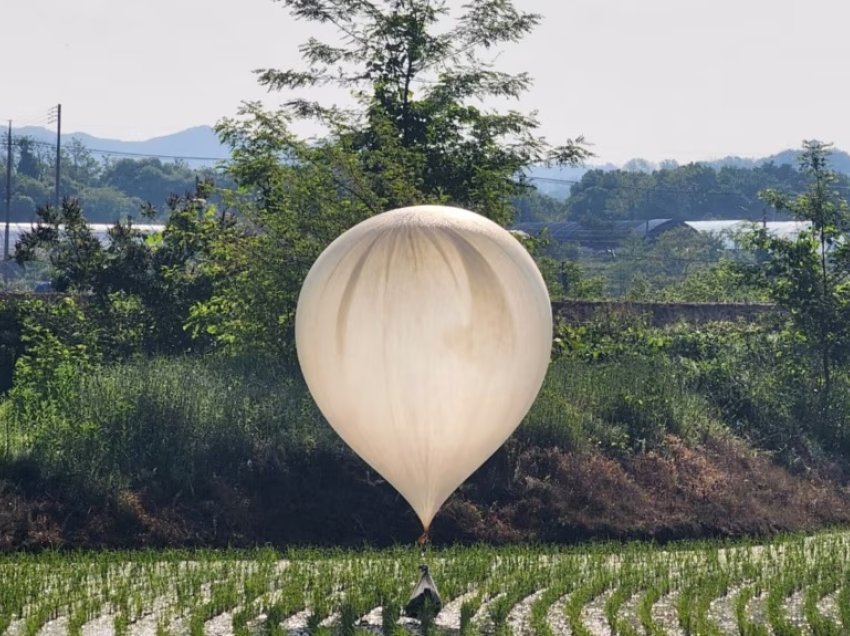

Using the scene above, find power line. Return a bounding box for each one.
[1,137,228,162]
[0,113,52,127]
[78,147,228,162]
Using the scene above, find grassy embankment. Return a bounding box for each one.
[3,310,850,548]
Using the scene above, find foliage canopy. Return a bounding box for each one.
[198,0,590,355]
[744,141,850,427]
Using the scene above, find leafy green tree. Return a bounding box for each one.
[10,194,36,220]
[16,198,104,293]
[512,189,570,223]
[745,141,850,424]
[63,138,102,187]
[100,158,198,213]
[200,0,590,355]
[250,0,589,224]
[15,136,43,180]
[15,186,235,354]
[515,230,601,300]
[622,158,655,173]
[658,260,765,302]
[76,186,141,222]
[8,176,50,220]
[14,175,50,205]
[565,168,654,225]
[565,161,821,223]
[548,260,604,299]
[545,227,728,300]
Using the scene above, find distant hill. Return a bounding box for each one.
[13,125,228,166]
[527,146,850,200]
[707,148,850,174]
[595,149,850,176]
[13,124,850,192]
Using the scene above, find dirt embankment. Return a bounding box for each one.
[438,435,850,543]
[2,435,849,551]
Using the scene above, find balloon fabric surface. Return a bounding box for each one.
[295,205,552,531]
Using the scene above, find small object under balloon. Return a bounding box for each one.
[404,564,442,620]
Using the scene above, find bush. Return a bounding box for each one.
[546,312,850,459]
[3,354,337,493]
[7,308,850,503]
[520,355,713,454]
[667,319,850,460]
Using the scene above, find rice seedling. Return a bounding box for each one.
[3,531,850,635]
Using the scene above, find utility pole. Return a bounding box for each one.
[4,121,11,261]
[48,104,61,209]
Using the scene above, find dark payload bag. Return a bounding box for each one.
[404,564,443,620]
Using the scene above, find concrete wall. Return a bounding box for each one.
[552,299,778,326]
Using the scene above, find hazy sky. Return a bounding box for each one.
[5,0,850,165]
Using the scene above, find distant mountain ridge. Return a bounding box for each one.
[527,147,850,199]
[706,148,850,173]
[12,124,850,181]
[13,125,229,164]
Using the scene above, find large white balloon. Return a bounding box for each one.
[295,205,552,530]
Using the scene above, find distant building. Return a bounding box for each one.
[685,220,810,249]
[511,219,688,250]
[0,222,165,252]
[512,218,813,252]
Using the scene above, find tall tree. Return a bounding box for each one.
[230,0,589,223]
[100,158,197,211]
[16,185,235,355]
[63,138,102,185]
[745,141,850,433]
[199,0,590,354]
[16,136,42,180]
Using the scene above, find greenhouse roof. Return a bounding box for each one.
[511,219,687,248]
[685,220,811,247]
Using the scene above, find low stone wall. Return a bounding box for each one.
[552,299,778,326]
[0,292,778,327]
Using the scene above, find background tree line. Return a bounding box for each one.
[1,127,843,229]
[515,160,849,224]
[0,136,220,222]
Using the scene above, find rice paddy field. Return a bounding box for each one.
[3,531,850,636]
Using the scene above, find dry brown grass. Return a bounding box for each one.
[436,435,850,544]
[4,434,850,550]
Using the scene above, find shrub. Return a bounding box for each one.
[3,354,336,493]
[520,356,713,454]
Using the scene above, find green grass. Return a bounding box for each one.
[0,350,721,491]
[8,309,850,505]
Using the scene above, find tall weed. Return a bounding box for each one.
[2,354,334,492]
